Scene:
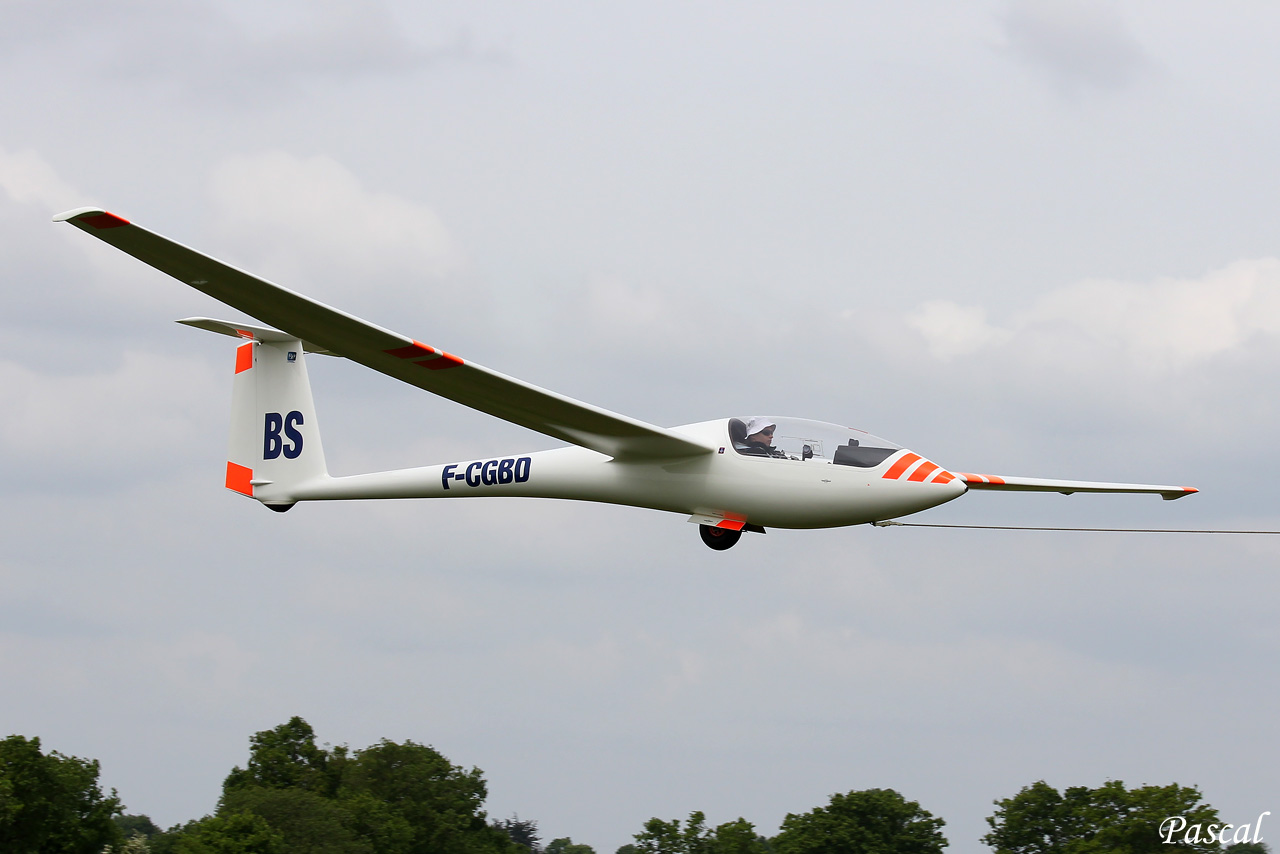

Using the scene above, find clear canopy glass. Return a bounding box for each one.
[728,417,901,467]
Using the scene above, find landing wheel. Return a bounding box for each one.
[699,524,742,550]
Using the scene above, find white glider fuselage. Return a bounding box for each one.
[277,419,967,529]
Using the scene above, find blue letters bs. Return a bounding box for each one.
[264,411,304,460]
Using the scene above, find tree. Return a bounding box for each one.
[166,812,285,854]
[0,734,123,853]
[983,780,1222,854]
[223,717,338,797]
[494,815,542,853]
[632,812,769,854]
[547,837,597,854]
[773,789,946,854]
[341,737,514,854]
[197,719,516,854]
[219,787,370,854]
[634,811,712,854]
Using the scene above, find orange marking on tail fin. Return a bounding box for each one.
[235,343,254,373]
[225,462,253,496]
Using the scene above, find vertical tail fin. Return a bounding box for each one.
[222,334,329,510]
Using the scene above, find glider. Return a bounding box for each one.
[55,207,1197,549]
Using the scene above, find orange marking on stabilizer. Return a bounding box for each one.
[907,461,940,482]
[235,342,254,373]
[385,341,437,359]
[225,462,253,496]
[80,212,130,229]
[882,452,921,480]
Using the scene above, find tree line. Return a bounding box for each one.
[0,718,1269,853]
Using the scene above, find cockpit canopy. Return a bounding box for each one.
[728,417,901,467]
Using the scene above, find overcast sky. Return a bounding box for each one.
[3,1,1279,851]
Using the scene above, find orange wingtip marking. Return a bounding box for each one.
[80,211,130,229]
[225,462,253,496]
[931,471,955,485]
[416,352,464,370]
[1182,487,1198,493]
[715,519,746,531]
[385,341,437,359]
[907,461,940,482]
[882,452,922,480]
[235,343,254,373]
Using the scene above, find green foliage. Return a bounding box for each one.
[1226,844,1270,854]
[632,811,770,854]
[220,787,369,854]
[148,718,518,854]
[116,813,162,838]
[494,815,542,853]
[547,837,597,854]
[0,734,123,854]
[983,780,1222,854]
[223,717,339,797]
[773,789,947,854]
[167,812,286,854]
[342,737,507,854]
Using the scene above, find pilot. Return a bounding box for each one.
[740,417,788,458]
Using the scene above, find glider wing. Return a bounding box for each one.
[55,207,713,461]
[958,472,1197,500]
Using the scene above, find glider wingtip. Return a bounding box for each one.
[53,206,106,223]
[52,207,130,229]
[1162,487,1199,500]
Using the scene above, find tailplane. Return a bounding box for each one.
[181,318,330,510]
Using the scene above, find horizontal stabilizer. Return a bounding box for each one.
[176,317,334,354]
[958,472,1197,500]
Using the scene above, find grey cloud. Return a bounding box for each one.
[4,0,505,106]
[997,1,1151,97]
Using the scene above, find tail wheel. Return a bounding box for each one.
[699,524,742,550]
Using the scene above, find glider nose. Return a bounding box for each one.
[877,450,968,512]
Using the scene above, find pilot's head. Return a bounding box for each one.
[744,417,776,445]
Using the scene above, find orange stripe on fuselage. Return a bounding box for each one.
[907,461,940,482]
[882,452,922,480]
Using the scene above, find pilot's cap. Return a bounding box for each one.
[745,417,776,436]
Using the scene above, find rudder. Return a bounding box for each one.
[225,337,329,509]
